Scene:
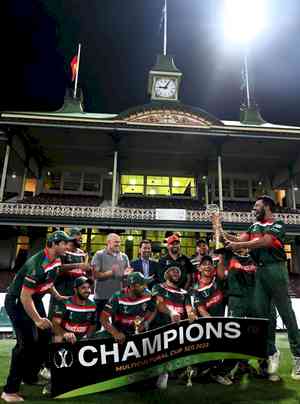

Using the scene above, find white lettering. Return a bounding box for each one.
[186,324,204,342]
[100,343,120,365]
[78,346,98,367]
[224,322,241,339]
[163,329,178,349]
[206,322,222,339]
[142,334,162,356]
[122,341,141,362]
[179,326,185,344]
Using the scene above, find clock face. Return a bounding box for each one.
[154,78,177,99]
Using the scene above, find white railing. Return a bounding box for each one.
[0,202,300,225]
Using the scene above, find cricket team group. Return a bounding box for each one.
[1,195,300,402]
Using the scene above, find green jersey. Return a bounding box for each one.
[55,248,87,296]
[102,288,156,335]
[8,249,61,298]
[53,296,96,339]
[152,283,191,326]
[247,220,286,265]
[225,254,256,297]
[191,276,225,317]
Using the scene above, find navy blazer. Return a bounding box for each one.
[130,258,160,286]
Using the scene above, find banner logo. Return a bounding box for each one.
[54,348,74,369]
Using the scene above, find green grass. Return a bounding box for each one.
[1,334,300,404]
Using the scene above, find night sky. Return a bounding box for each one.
[1,0,300,125]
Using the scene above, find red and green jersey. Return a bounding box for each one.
[53,296,96,339]
[152,283,191,325]
[55,248,87,296]
[191,276,225,317]
[247,219,286,265]
[102,288,156,335]
[8,249,61,298]
[225,254,256,297]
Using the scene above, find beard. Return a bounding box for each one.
[171,246,179,254]
[255,207,266,221]
[76,291,88,301]
[73,239,81,248]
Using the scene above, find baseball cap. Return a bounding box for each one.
[68,227,82,238]
[127,272,153,286]
[74,276,93,288]
[164,265,181,280]
[47,230,73,243]
[166,234,180,246]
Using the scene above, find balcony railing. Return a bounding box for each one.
[1,202,300,225]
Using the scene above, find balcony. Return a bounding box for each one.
[1,202,300,231]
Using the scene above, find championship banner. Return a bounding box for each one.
[50,317,268,398]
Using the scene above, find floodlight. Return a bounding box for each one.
[223,0,266,43]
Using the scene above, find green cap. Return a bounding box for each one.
[47,230,73,243]
[74,276,93,288]
[68,227,82,238]
[127,272,153,286]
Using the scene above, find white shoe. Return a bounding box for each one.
[211,374,233,386]
[268,350,280,375]
[156,373,168,389]
[268,374,281,382]
[39,367,51,381]
[291,357,300,381]
[1,392,24,402]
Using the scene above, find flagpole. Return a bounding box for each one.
[244,47,250,108]
[163,0,167,56]
[73,43,81,99]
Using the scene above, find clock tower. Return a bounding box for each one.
[148,54,182,102]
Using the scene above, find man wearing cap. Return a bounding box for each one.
[158,234,194,290]
[99,272,156,344]
[1,231,71,403]
[92,233,132,329]
[223,195,300,381]
[48,228,90,318]
[152,266,196,389]
[52,276,96,343]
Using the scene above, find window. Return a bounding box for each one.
[63,172,81,191]
[46,171,61,191]
[83,173,101,192]
[233,179,249,198]
[146,176,170,196]
[172,177,196,197]
[215,178,231,198]
[121,175,144,195]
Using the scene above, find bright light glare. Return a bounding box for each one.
[224,0,266,43]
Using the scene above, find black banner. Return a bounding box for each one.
[50,317,268,398]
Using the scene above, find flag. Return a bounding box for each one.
[70,55,78,82]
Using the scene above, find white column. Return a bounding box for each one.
[291,179,296,210]
[217,154,223,211]
[19,166,27,200]
[0,143,11,202]
[112,150,118,207]
[204,178,209,206]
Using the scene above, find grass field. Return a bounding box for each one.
[1,334,300,404]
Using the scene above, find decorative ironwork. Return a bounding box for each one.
[0,203,300,225]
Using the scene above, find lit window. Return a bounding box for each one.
[146,176,170,196]
[121,175,144,194]
[172,177,196,197]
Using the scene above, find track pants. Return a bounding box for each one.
[254,262,300,357]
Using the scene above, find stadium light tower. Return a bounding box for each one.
[223,0,267,109]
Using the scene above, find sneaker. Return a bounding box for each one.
[156,373,169,389]
[42,383,51,396]
[1,392,24,402]
[211,374,233,386]
[39,367,51,381]
[291,357,300,381]
[268,374,281,382]
[268,350,280,375]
